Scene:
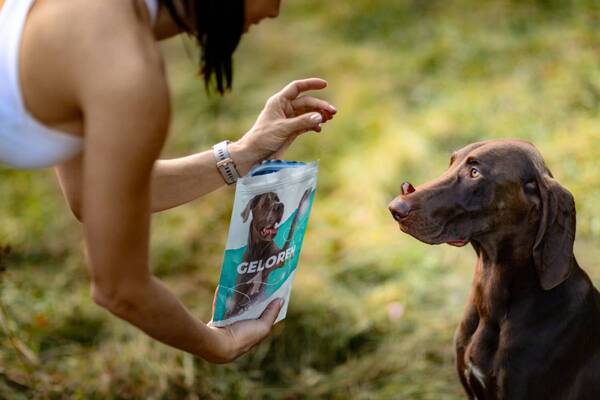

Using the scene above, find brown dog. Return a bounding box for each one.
[225,189,311,318]
[389,140,600,400]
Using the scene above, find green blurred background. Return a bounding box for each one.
[1,0,599,398]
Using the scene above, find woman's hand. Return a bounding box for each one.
[232,78,336,167]
[206,299,284,363]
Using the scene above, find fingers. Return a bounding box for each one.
[282,112,324,136]
[247,298,283,341]
[227,298,284,357]
[259,298,284,327]
[291,96,337,119]
[279,78,328,100]
[248,78,336,161]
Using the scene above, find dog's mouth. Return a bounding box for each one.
[260,224,279,238]
[260,216,282,240]
[446,240,468,247]
[397,222,469,247]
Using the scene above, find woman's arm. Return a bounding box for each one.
[57,79,336,218]
[71,5,281,361]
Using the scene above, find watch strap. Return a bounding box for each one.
[213,140,240,185]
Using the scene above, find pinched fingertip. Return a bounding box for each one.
[310,112,323,124]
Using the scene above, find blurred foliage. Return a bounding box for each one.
[1,0,599,398]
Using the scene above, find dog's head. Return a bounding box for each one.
[388,139,576,289]
[242,192,285,241]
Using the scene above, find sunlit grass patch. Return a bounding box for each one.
[0,0,599,398]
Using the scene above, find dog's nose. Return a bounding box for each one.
[401,182,416,195]
[389,199,412,222]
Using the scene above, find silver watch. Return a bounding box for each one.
[213,140,240,185]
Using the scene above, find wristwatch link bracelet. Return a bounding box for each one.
[213,140,241,185]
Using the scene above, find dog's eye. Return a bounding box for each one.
[524,181,539,196]
[469,167,481,179]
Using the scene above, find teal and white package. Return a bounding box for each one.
[211,161,318,327]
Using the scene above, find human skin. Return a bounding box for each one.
[14,0,336,363]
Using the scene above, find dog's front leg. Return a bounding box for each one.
[455,304,479,399]
[282,189,311,251]
[455,329,475,399]
[261,190,312,283]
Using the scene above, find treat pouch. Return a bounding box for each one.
[211,162,318,327]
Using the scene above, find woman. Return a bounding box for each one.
[0,0,336,363]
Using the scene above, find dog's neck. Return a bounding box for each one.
[470,230,540,321]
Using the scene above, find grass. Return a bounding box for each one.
[1,0,599,398]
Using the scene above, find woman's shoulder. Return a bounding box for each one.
[27,0,160,67]
[21,0,167,132]
[29,0,164,83]
[29,0,152,33]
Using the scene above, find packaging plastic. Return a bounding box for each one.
[211,161,318,327]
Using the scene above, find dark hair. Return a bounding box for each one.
[160,0,245,94]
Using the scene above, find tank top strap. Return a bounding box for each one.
[144,0,159,26]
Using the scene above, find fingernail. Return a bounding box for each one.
[329,105,337,113]
[278,298,285,307]
[310,113,322,123]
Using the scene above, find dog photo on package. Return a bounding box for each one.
[211,162,317,327]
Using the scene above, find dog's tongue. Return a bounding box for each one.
[261,226,277,237]
[447,240,468,247]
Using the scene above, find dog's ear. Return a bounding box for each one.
[241,195,260,223]
[532,172,576,290]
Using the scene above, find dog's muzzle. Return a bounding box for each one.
[389,182,416,221]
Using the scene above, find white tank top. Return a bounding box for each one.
[0,0,159,169]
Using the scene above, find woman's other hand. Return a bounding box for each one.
[233,78,336,165]
[205,298,284,363]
